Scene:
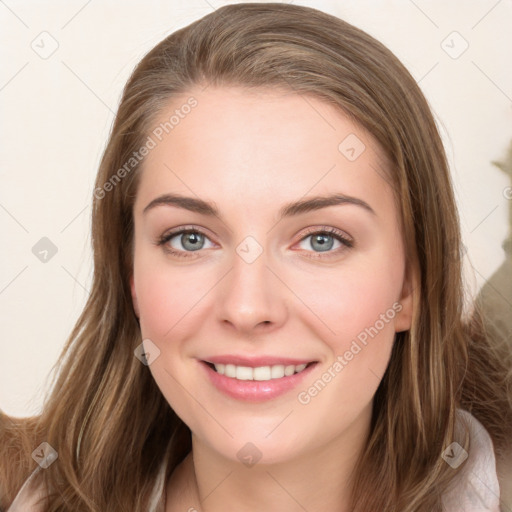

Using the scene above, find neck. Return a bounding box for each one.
[166,407,371,512]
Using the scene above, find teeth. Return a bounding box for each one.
[225,364,236,378]
[212,362,309,380]
[236,366,253,380]
[284,365,295,376]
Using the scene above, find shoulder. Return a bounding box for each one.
[4,468,47,512]
[496,446,512,512]
[441,409,501,512]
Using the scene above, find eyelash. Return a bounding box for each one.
[156,225,354,259]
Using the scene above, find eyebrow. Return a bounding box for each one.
[142,192,376,219]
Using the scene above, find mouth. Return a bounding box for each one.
[203,361,315,381]
[199,358,318,402]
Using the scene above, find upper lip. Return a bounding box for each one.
[202,355,317,367]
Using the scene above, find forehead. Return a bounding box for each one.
[134,86,394,219]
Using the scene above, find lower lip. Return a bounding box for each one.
[200,361,317,402]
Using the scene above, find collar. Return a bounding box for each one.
[441,408,501,511]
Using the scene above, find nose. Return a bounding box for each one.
[216,243,288,334]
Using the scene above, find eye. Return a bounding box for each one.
[156,225,353,259]
[296,227,353,258]
[157,227,215,258]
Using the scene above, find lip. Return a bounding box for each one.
[199,358,318,402]
[204,354,315,367]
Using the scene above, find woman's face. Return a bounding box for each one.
[130,86,413,465]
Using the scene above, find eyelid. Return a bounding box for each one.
[292,226,354,259]
[297,225,353,246]
[158,225,214,242]
[157,225,216,255]
[157,224,354,258]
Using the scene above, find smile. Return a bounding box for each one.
[209,362,309,381]
[200,358,318,402]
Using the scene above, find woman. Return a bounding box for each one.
[2,3,511,511]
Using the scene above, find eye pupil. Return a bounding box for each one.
[311,234,334,252]
[182,232,203,251]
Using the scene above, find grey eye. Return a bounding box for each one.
[309,233,335,252]
[169,231,212,252]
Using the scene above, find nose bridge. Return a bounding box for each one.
[217,234,286,331]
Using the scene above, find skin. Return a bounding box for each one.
[130,86,414,512]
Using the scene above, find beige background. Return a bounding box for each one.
[1,0,511,417]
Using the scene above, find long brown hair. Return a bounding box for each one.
[1,3,511,511]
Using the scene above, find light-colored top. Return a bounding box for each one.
[441,409,501,511]
[6,409,501,511]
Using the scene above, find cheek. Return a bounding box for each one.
[135,271,172,337]
[297,256,403,351]
[133,255,207,340]
[292,262,401,422]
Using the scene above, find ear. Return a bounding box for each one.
[130,274,140,319]
[394,263,416,333]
